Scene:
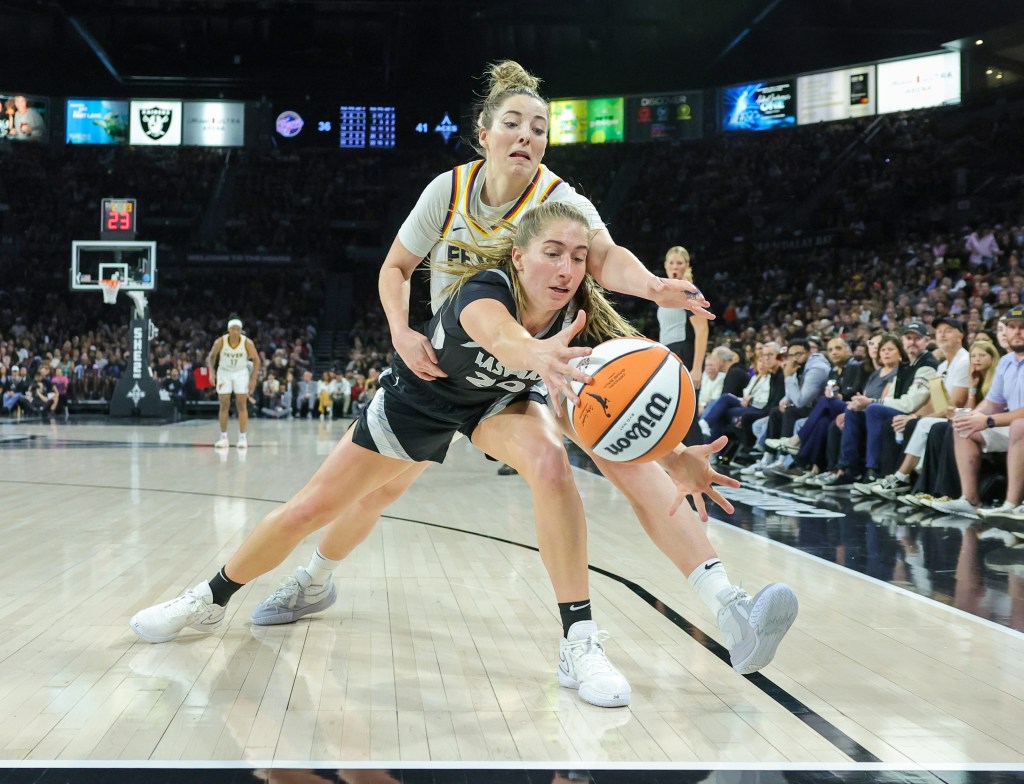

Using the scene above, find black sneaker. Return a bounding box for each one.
[872,474,912,500]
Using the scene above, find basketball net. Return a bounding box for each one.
[100,278,121,304]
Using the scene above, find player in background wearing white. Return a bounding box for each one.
[251,62,797,679]
[209,318,260,448]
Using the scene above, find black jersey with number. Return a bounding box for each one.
[388,268,566,418]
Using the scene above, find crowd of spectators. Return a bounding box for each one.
[1,98,1023,457]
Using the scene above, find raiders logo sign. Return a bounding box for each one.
[139,107,173,140]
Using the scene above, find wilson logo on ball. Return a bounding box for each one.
[566,337,696,464]
[602,392,672,457]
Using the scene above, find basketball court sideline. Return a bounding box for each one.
[0,417,1022,778]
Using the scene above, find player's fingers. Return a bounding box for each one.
[692,494,709,522]
[711,470,741,488]
[558,310,588,342]
[707,435,730,454]
[549,387,565,418]
[707,489,734,514]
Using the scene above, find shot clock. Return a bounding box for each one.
[100,198,138,241]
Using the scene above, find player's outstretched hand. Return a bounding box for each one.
[659,436,739,519]
[536,310,592,418]
[646,277,715,319]
[393,325,448,381]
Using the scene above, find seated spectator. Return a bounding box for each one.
[26,368,56,416]
[932,305,1024,518]
[898,339,1001,506]
[329,370,352,418]
[294,369,317,418]
[759,337,831,467]
[2,365,30,417]
[765,335,868,480]
[828,321,939,487]
[163,367,186,419]
[813,333,906,488]
[697,349,727,417]
[260,376,292,419]
[703,343,783,450]
[855,316,971,498]
[316,370,333,418]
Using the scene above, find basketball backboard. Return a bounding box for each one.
[70,240,157,291]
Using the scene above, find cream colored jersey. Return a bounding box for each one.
[217,334,250,372]
[397,160,604,312]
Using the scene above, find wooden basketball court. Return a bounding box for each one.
[0,417,1022,774]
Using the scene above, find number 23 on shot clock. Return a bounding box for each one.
[100,197,137,241]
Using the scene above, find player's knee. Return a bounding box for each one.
[278,497,333,538]
[520,440,573,491]
[360,480,406,511]
[1008,419,1024,441]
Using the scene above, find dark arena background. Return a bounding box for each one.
[3,1,1024,783]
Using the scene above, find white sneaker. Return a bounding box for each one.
[130,582,225,643]
[214,436,229,449]
[237,434,248,450]
[717,583,799,675]
[250,566,337,625]
[557,620,631,708]
[977,501,1017,520]
[930,496,981,518]
[739,459,765,477]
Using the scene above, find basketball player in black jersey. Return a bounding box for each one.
[132,203,644,708]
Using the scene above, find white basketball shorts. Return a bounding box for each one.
[217,368,250,395]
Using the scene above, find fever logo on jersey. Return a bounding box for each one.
[140,107,173,140]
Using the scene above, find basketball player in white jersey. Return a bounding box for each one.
[250,61,796,678]
[208,318,260,449]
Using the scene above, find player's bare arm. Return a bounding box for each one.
[379,236,447,381]
[208,336,223,384]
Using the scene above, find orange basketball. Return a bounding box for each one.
[566,337,696,463]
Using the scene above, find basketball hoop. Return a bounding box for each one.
[100,278,121,304]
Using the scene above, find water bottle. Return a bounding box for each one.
[895,429,904,444]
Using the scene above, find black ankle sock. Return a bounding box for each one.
[558,599,593,637]
[208,567,245,607]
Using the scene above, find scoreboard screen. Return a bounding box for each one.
[721,80,796,132]
[626,93,703,142]
[368,106,397,149]
[273,101,397,148]
[338,105,367,148]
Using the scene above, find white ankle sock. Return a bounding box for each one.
[895,470,909,482]
[687,559,734,615]
[306,547,341,585]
